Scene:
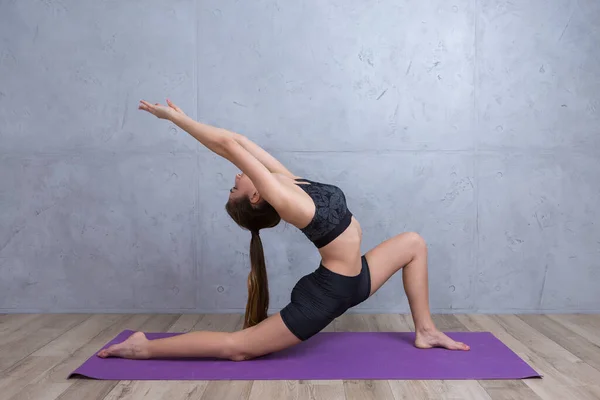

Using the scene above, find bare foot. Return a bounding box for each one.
[97,332,151,359]
[415,329,470,351]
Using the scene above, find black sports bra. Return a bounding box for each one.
[294,178,353,248]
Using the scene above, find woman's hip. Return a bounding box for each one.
[280,256,372,341]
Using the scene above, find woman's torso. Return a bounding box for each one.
[274,174,363,277]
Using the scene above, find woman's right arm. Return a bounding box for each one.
[171,114,295,178]
[165,103,294,177]
[169,112,236,155]
[139,99,235,154]
[139,99,295,177]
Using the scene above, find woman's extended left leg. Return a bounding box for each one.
[97,312,301,360]
[363,231,469,350]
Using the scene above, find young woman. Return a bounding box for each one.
[98,99,470,361]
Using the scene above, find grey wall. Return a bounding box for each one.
[1,0,599,314]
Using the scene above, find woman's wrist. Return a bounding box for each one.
[168,110,184,124]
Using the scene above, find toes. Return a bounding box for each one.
[99,344,119,357]
[453,341,470,351]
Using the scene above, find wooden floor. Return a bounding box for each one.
[1,314,600,400]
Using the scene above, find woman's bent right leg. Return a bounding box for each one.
[363,232,469,351]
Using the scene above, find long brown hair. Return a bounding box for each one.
[225,196,281,329]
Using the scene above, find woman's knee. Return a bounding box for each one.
[404,232,427,256]
[222,331,255,362]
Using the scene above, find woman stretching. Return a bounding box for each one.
[98,99,470,361]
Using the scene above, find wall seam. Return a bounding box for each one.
[193,0,201,311]
[472,0,481,311]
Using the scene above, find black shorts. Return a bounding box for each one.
[280,255,371,341]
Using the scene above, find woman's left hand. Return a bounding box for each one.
[138,99,185,120]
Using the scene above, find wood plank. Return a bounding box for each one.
[321,319,335,332]
[393,380,492,399]
[519,314,600,372]
[431,314,471,332]
[334,314,375,332]
[156,383,206,400]
[192,313,242,332]
[447,381,494,400]
[168,314,204,333]
[58,314,180,400]
[0,314,42,336]
[0,314,79,346]
[298,380,345,400]
[478,380,542,400]
[344,380,395,400]
[0,356,67,400]
[447,383,504,400]
[368,313,412,332]
[528,384,600,400]
[0,314,90,372]
[15,382,71,400]
[400,314,471,334]
[200,381,253,400]
[385,381,432,400]
[102,380,136,400]
[548,314,600,348]
[401,314,416,331]
[248,380,298,400]
[102,380,206,400]
[455,314,600,400]
[397,313,470,333]
[583,385,600,398]
[390,380,490,400]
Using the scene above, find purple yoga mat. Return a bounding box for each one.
[69,330,541,380]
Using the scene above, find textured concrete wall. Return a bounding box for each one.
[1,0,599,313]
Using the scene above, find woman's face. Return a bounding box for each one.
[228,172,257,202]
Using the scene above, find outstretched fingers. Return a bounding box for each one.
[138,99,155,113]
[166,98,184,114]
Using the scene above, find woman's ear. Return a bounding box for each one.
[249,191,261,205]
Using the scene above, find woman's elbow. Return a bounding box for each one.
[215,136,238,158]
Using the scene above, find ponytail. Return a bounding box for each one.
[243,230,269,328]
[225,195,280,329]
